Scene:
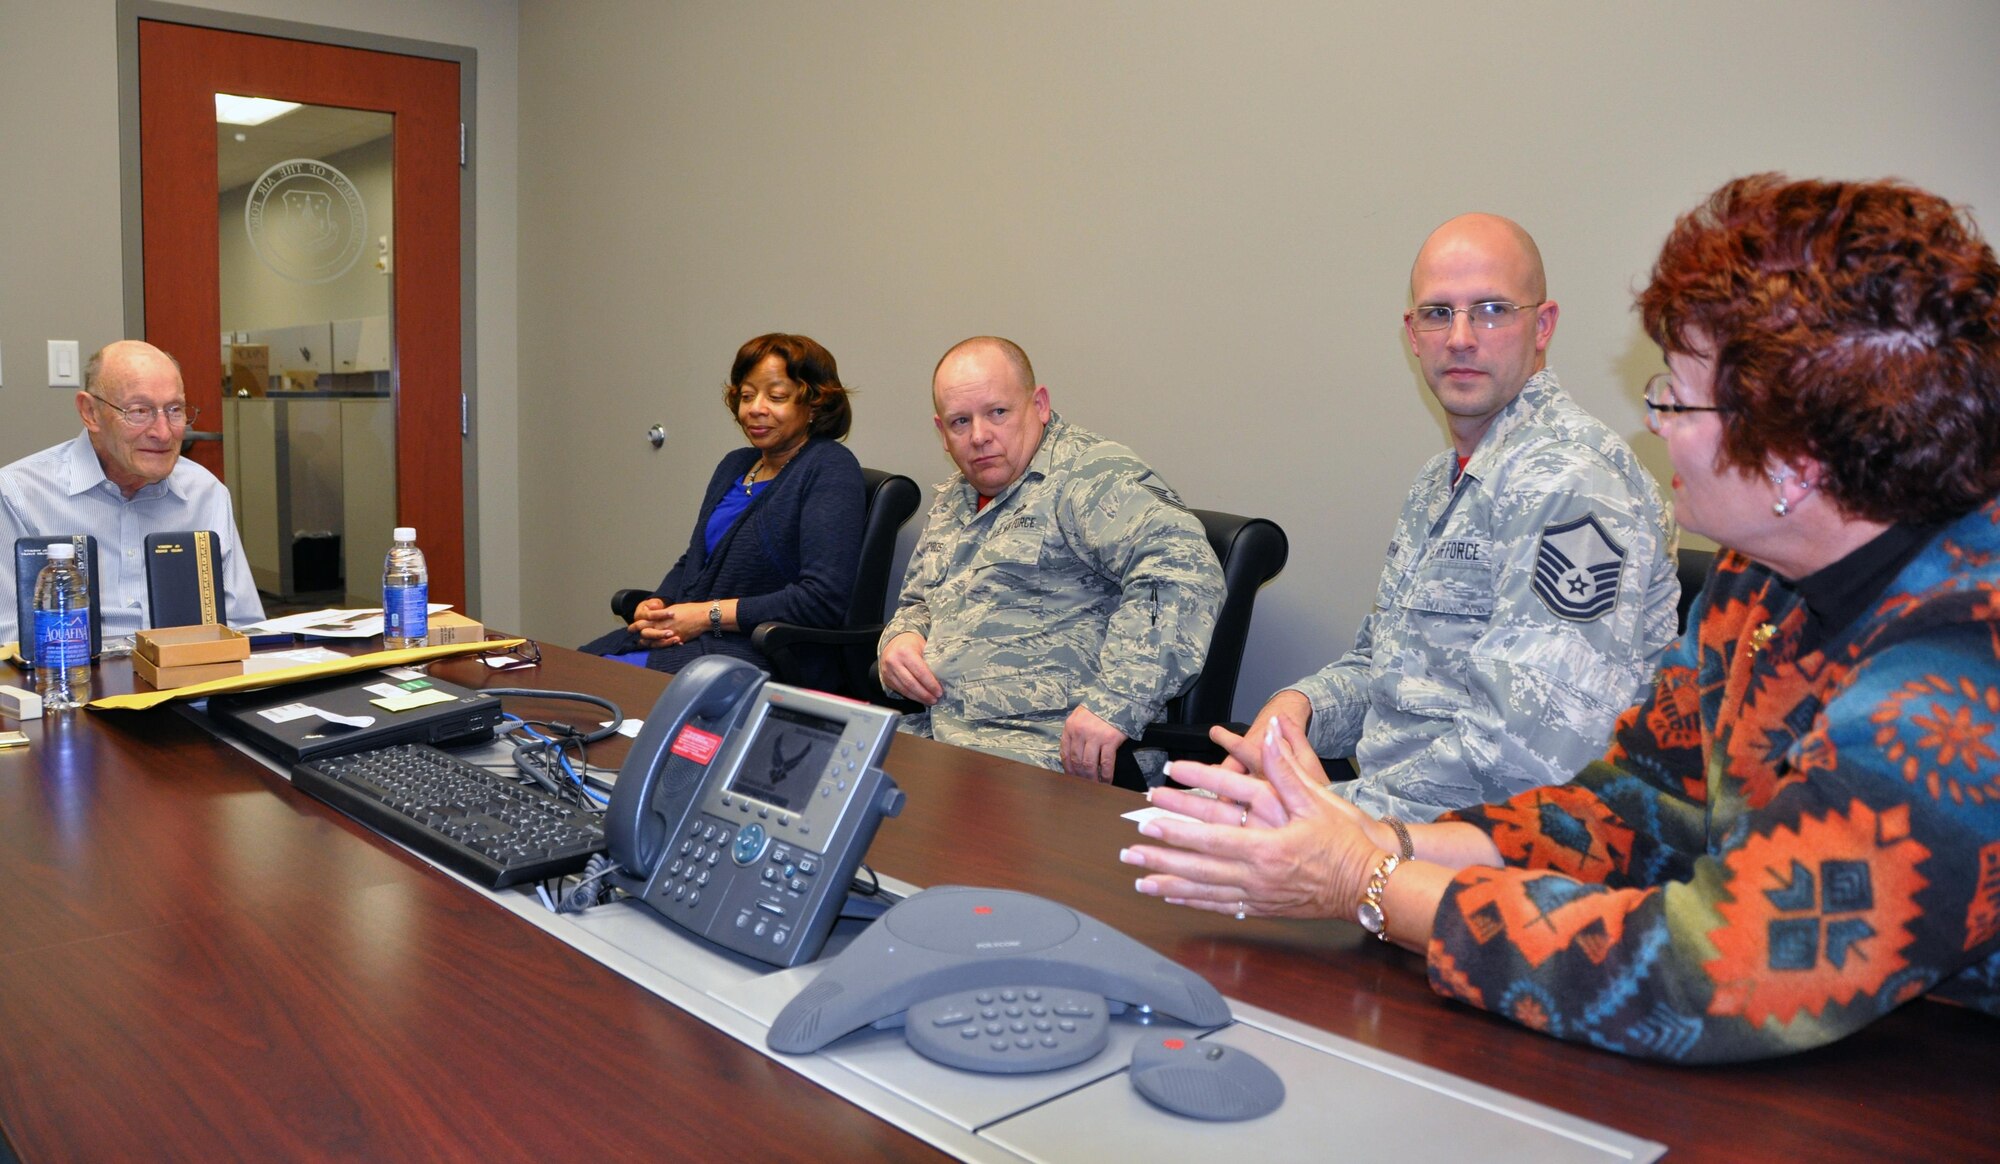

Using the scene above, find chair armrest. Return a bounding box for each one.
[1134,720,1246,763]
[749,621,885,653]
[1110,720,1250,791]
[750,621,921,713]
[610,588,652,622]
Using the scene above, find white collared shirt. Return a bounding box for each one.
[0,431,264,643]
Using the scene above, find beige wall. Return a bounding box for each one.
[0,0,522,629]
[0,2,128,456]
[516,0,2000,716]
[6,2,2000,716]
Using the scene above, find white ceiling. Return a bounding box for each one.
[216,102,393,193]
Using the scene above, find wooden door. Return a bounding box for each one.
[136,19,465,606]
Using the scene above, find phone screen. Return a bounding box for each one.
[728,703,842,809]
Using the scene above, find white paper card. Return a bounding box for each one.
[235,604,454,639]
[242,647,346,674]
[257,703,375,729]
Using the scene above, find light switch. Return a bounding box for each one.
[48,340,80,388]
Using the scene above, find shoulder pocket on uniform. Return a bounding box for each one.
[970,520,1045,590]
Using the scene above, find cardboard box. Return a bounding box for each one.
[136,624,251,668]
[427,611,486,646]
[134,652,244,690]
[228,344,269,397]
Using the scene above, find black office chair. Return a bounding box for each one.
[611,468,922,701]
[1675,546,1716,635]
[1109,509,1289,791]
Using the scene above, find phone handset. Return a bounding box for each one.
[603,655,765,889]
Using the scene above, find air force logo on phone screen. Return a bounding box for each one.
[1532,513,1625,622]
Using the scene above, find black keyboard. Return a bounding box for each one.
[291,743,607,889]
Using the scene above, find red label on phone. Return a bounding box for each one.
[669,724,723,764]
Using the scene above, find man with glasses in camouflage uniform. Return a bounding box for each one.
[0,340,263,642]
[880,336,1223,783]
[1219,214,1678,823]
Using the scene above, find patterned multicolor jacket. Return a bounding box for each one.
[1427,494,2000,1062]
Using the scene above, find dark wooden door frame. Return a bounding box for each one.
[115,0,481,611]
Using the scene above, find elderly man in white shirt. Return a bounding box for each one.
[1,340,262,643]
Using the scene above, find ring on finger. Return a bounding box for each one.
[1234,901,1247,921]
[1238,806,1248,827]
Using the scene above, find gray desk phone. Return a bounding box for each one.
[603,655,904,968]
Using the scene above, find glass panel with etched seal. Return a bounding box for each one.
[216,96,396,607]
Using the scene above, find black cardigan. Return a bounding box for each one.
[581,437,866,687]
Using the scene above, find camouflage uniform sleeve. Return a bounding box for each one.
[879,492,950,655]
[1057,460,1224,739]
[1365,445,1675,818]
[1286,487,1430,758]
[1286,612,1378,758]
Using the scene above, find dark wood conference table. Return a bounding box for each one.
[0,643,1993,1162]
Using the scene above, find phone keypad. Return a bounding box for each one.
[663,817,749,910]
[684,832,822,947]
[903,987,1110,1074]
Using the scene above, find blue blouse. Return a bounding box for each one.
[704,476,771,555]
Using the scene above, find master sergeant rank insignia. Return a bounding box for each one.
[1532,513,1625,622]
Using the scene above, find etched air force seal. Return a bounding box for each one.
[1532,513,1625,621]
[244,158,368,284]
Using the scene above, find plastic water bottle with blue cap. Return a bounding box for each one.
[33,542,92,709]
[382,526,429,650]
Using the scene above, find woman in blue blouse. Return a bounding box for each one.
[582,334,865,688]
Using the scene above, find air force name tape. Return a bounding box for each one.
[1532,513,1625,621]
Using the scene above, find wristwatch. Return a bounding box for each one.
[708,601,723,631]
[1356,852,1402,942]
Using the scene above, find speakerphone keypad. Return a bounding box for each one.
[903,987,1109,1073]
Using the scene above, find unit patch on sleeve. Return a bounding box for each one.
[1532,513,1626,622]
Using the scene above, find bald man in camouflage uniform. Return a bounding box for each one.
[880,337,1223,781]
[1223,214,1678,821]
